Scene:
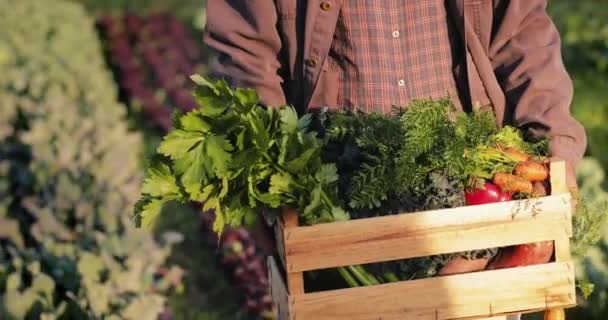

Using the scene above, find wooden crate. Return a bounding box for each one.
[268,161,576,320]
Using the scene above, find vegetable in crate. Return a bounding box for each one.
[134,76,347,235]
[465,182,512,205]
[321,101,507,278]
[134,76,579,289]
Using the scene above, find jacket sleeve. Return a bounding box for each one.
[203,1,287,107]
[489,1,587,167]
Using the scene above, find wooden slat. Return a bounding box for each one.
[550,161,572,263]
[280,208,305,294]
[554,236,572,262]
[268,256,289,320]
[548,160,573,238]
[546,160,573,320]
[283,194,571,272]
[289,262,576,320]
[550,160,569,194]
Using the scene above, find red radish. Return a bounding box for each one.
[441,182,512,276]
[465,182,512,205]
[486,241,554,270]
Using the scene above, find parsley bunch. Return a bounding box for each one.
[323,99,502,214]
[134,76,347,234]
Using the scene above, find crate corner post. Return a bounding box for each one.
[270,208,305,319]
[546,159,572,320]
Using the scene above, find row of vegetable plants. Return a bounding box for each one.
[0,1,181,318]
[97,12,202,131]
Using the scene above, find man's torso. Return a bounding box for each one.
[327,1,461,113]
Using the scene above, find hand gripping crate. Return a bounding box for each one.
[268,161,576,320]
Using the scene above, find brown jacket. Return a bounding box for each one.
[204,0,587,167]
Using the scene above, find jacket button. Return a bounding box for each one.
[306,58,318,67]
[320,1,332,11]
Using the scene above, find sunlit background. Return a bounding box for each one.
[0,1,606,319]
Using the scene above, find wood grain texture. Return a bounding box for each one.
[547,160,571,320]
[280,208,305,294]
[550,161,569,194]
[289,262,576,320]
[283,194,572,272]
[554,236,572,262]
[269,160,576,319]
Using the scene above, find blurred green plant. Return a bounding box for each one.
[549,0,608,73]
[570,75,608,173]
[549,1,608,172]
[0,0,181,318]
[153,202,249,320]
[565,158,608,320]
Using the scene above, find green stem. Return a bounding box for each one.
[320,190,333,206]
[383,272,400,283]
[346,265,372,286]
[262,151,274,163]
[337,267,360,288]
[348,265,380,286]
[360,266,381,285]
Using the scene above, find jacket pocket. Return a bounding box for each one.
[308,69,339,111]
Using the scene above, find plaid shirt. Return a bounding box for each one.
[328,1,460,113]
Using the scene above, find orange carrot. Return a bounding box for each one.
[513,161,548,182]
[502,147,531,162]
[493,172,533,193]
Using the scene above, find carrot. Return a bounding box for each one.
[502,147,531,162]
[493,172,533,193]
[514,161,548,182]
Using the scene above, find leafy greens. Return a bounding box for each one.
[134,76,347,235]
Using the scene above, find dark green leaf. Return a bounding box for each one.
[297,113,313,130]
[285,148,317,172]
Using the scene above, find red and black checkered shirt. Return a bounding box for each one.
[327,1,460,114]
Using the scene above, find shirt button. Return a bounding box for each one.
[306,58,319,67]
[398,79,405,87]
[320,1,332,11]
[392,30,400,38]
